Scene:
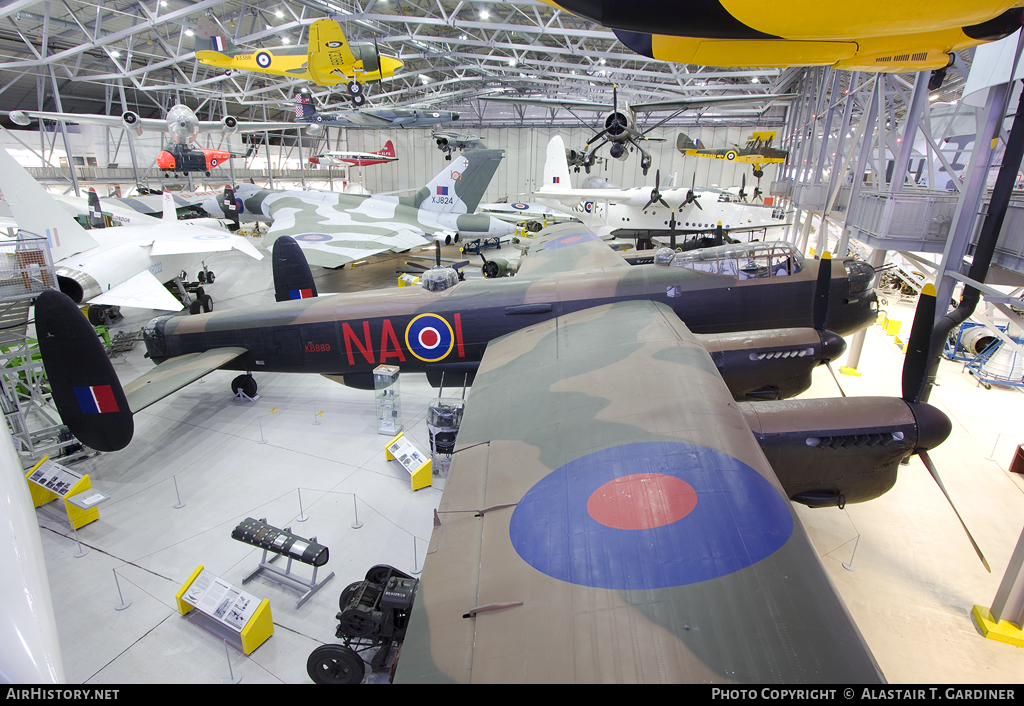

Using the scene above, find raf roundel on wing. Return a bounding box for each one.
[508,441,794,591]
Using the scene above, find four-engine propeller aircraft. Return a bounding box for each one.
[534,136,787,245]
[200,150,514,268]
[36,220,962,682]
[292,89,460,133]
[482,87,795,175]
[0,147,262,311]
[309,140,398,167]
[677,130,789,179]
[197,18,403,105]
[7,104,295,176]
[538,1,1023,76]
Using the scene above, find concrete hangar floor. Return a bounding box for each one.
[30,239,1024,684]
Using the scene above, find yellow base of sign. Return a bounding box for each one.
[839,366,862,377]
[176,564,274,655]
[385,431,432,490]
[25,457,99,529]
[972,605,1024,648]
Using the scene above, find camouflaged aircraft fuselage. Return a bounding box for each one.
[144,255,877,387]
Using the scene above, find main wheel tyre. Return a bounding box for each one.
[306,645,365,685]
[231,374,257,398]
[197,271,206,284]
[189,299,202,315]
[206,270,215,283]
[347,80,363,96]
[352,94,367,107]
[339,581,363,611]
[200,294,213,313]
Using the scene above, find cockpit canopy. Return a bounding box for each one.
[670,242,804,280]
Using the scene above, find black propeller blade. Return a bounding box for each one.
[642,170,670,211]
[901,283,990,572]
[813,252,847,397]
[680,173,702,211]
[738,173,748,202]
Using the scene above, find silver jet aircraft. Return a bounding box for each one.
[203,150,514,268]
[293,89,460,135]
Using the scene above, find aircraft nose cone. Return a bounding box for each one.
[819,330,846,362]
[906,401,952,452]
[452,112,460,120]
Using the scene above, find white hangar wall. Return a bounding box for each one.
[0,123,781,199]
[302,123,782,200]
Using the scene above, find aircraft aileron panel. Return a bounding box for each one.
[396,300,884,683]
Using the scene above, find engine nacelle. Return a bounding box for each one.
[741,397,951,506]
[481,257,516,279]
[221,115,238,137]
[55,268,103,305]
[8,111,30,127]
[436,137,450,149]
[121,111,142,137]
[305,123,324,137]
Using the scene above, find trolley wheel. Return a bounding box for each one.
[365,564,412,584]
[231,374,257,398]
[339,581,363,612]
[307,644,365,685]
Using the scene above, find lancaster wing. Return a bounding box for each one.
[394,298,884,683]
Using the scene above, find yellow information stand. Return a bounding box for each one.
[385,431,432,490]
[25,456,101,529]
[176,564,274,655]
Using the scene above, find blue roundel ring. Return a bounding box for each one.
[256,52,272,68]
[511,203,529,210]
[404,313,454,362]
[508,441,794,591]
[235,198,244,214]
[294,233,333,242]
[545,231,599,249]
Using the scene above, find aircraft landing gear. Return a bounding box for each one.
[197,268,215,284]
[346,80,363,96]
[753,168,764,179]
[231,374,257,399]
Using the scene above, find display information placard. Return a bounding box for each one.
[27,458,83,498]
[181,569,260,633]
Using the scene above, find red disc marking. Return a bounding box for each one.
[586,473,698,530]
[419,328,439,348]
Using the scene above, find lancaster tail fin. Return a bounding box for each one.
[0,148,98,262]
[273,236,318,302]
[35,290,134,452]
[540,136,572,192]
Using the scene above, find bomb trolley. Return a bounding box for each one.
[307,564,419,684]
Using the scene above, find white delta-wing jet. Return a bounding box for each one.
[0,148,262,312]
